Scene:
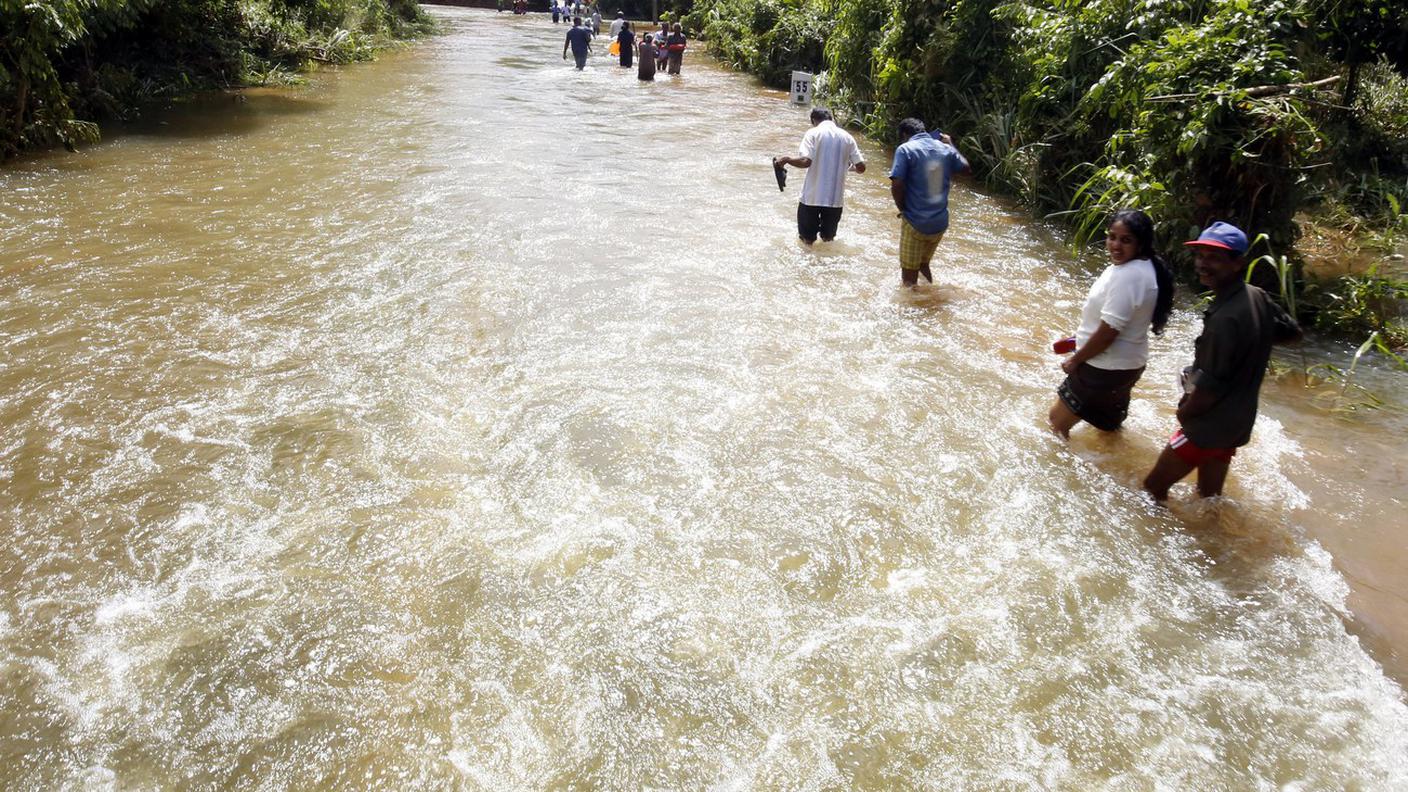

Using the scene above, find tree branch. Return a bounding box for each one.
[1147,75,1343,103]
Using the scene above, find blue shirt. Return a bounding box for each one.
[566,26,591,57]
[889,132,968,235]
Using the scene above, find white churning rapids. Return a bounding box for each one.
[1,7,1406,789]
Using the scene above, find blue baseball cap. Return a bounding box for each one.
[1184,221,1248,255]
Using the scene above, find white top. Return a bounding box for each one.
[798,120,864,208]
[609,18,624,37]
[1075,257,1158,370]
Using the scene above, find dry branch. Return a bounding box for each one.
[1147,75,1343,103]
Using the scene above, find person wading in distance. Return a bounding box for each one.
[563,16,592,70]
[655,22,670,72]
[616,21,634,69]
[636,30,656,81]
[773,108,866,245]
[665,23,687,75]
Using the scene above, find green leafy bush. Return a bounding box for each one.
[0,0,432,159]
[1313,265,1408,346]
[699,0,828,88]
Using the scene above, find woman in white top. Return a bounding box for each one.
[1049,209,1174,437]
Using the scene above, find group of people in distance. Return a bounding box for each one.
[549,1,595,27]
[774,108,1303,504]
[632,18,688,80]
[560,11,687,78]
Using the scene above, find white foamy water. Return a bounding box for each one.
[1,8,1405,789]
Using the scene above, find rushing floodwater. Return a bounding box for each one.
[3,8,1407,789]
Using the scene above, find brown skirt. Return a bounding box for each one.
[1057,362,1145,431]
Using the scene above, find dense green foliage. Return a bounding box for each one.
[690,1,1406,241]
[690,0,1408,340]
[0,0,431,158]
[698,0,829,86]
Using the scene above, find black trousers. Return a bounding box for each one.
[797,203,843,243]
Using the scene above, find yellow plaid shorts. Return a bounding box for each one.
[899,219,945,270]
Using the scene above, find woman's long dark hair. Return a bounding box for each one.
[1109,209,1174,335]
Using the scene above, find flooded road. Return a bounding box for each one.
[2,7,1406,788]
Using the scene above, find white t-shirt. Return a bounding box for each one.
[610,18,624,37]
[798,120,864,208]
[1075,257,1158,370]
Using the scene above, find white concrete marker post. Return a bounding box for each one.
[790,71,813,105]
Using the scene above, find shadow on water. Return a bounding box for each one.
[496,55,540,69]
[1171,500,1348,622]
[892,285,950,310]
[1174,499,1301,568]
[102,89,329,142]
[804,239,867,257]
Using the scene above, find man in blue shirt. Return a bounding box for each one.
[888,117,969,286]
[563,17,592,69]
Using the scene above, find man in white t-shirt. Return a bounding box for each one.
[773,108,866,244]
[609,11,625,39]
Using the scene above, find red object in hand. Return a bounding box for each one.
[1052,337,1076,355]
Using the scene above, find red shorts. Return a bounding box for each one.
[1169,429,1236,466]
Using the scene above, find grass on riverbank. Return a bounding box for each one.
[0,0,435,159]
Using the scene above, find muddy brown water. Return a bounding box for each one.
[2,8,1406,788]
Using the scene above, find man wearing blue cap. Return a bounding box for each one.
[1143,221,1302,502]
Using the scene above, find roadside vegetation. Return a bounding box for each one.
[0,0,432,159]
[667,0,1408,355]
